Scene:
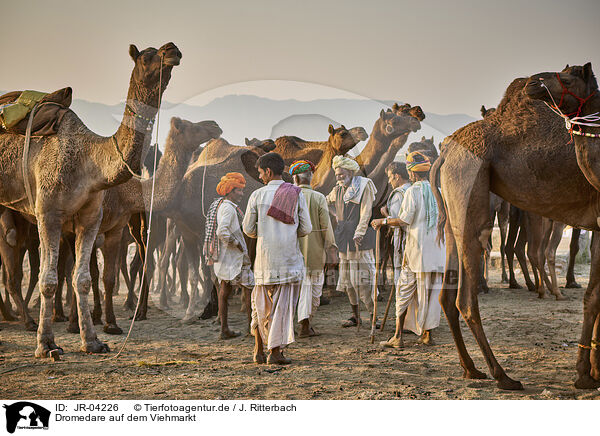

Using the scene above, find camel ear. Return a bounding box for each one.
[245,137,251,146]
[421,136,426,141]
[380,109,385,118]
[129,44,140,61]
[583,62,594,83]
[430,136,434,142]
[392,103,399,111]
[562,64,570,72]
[341,124,346,130]
[171,117,182,130]
[328,124,335,135]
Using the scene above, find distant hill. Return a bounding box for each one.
[1,92,477,159]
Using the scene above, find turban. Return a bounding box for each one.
[216,172,246,196]
[289,160,315,176]
[406,151,431,172]
[332,155,360,173]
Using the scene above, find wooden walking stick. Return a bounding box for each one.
[370,228,380,343]
[380,282,394,333]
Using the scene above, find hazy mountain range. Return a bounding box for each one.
[2,92,477,159]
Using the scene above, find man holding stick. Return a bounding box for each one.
[371,151,445,347]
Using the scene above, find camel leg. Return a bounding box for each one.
[516,214,536,293]
[72,205,109,354]
[546,222,566,300]
[505,206,521,289]
[128,219,151,321]
[498,202,510,284]
[24,234,40,307]
[124,249,140,311]
[0,236,36,331]
[574,231,600,389]
[101,228,124,335]
[53,242,70,322]
[89,248,103,324]
[158,224,177,309]
[119,240,131,295]
[443,154,522,390]
[0,273,17,321]
[566,228,582,288]
[34,213,64,357]
[591,314,600,381]
[527,215,550,298]
[177,242,189,307]
[182,242,199,323]
[440,222,487,380]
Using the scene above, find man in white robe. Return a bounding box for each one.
[372,151,445,347]
[243,152,312,364]
[327,156,378,328]
[380,161,411,284]
[212,172,254,339]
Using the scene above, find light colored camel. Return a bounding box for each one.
[431,73,599,390]
[0,42,182,356]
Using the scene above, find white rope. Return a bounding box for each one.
[540,81,600,132]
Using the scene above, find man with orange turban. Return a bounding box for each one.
[206,172,254,339]
[371,151,445,348]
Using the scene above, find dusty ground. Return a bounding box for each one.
[1,256,599,400]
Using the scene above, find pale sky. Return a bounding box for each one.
[1,0,599,118]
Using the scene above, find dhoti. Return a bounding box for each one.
[396,266,442,335]
[251,282,300,350]
[297,270,324,322]
[337,249,375,312]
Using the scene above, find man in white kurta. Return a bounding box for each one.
[381,162,411,284]
[372,151,445,347]
[242,152,312,365]
[212,173,255,339]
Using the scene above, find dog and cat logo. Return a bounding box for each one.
[3,402,50,433]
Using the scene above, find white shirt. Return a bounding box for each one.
[388,182,411,253]
[243,180,312,285]
[398,181,445,273]
[214,200,249,281]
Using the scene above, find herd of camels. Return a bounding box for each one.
[0,41,599,391]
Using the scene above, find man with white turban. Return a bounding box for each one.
[327,155,378,328]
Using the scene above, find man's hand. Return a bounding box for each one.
[371,218,385,230]
[234,241,244,251]
[353,235,363,248]
[380,206,389,217]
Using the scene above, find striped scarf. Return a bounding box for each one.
[203,197,244,265]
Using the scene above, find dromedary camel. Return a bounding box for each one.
[431,72,600,390]
[274,126,367,165]
[71,117,221,335]
[0,42,182,356]
[523,63,600,387]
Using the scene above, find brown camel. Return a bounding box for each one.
[195,137,276,166]
[0,42,182,357]
[274,126,367,165]
[431,71,600,390]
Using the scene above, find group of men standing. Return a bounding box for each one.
[205,147,445,365]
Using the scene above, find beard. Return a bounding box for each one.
[337,175,352,187]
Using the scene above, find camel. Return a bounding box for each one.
[431,71,600,390]
[273,126,367,165]
[196,137,276,166]
[0,42,182,357]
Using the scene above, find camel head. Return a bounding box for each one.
[392,102,426,121]
[349,126,368,143]
[374,108,421,143]
[480,105,496,118]
[326,124,365,154]
[170,117,222,153]
[128,42,182,108]
[408,136,439,163]
[524,63,598,115]
[245,138,277,154]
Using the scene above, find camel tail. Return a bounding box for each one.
[430,152,446,245]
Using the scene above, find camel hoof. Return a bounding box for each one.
[52,314,68,322]
[565,281,581,289]
[555,295,568,301]
[124,300,137,311]
[574,375,600,389]
[24,320,38,332]
[508,280,522,289]
[181,316,196,325]
[496,375,523,390]
[103,323,123,335]
[463,368,487,380]
[81,339,110,354]
[66,323,80,334]
[133,313,147,321]
[92,315,103,325]
[35,343,64,358]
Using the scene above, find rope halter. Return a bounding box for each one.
[539,74,600,139]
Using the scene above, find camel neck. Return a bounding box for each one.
[356,126,392,175]
[570,94,600,192]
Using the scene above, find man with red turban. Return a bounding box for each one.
[207,172,254,339]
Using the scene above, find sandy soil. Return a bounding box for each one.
[1,259,599,400]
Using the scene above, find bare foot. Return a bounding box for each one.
[267,351,291,365]
[220,330,241,340]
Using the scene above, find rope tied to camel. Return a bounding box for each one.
[539,77,600,140]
